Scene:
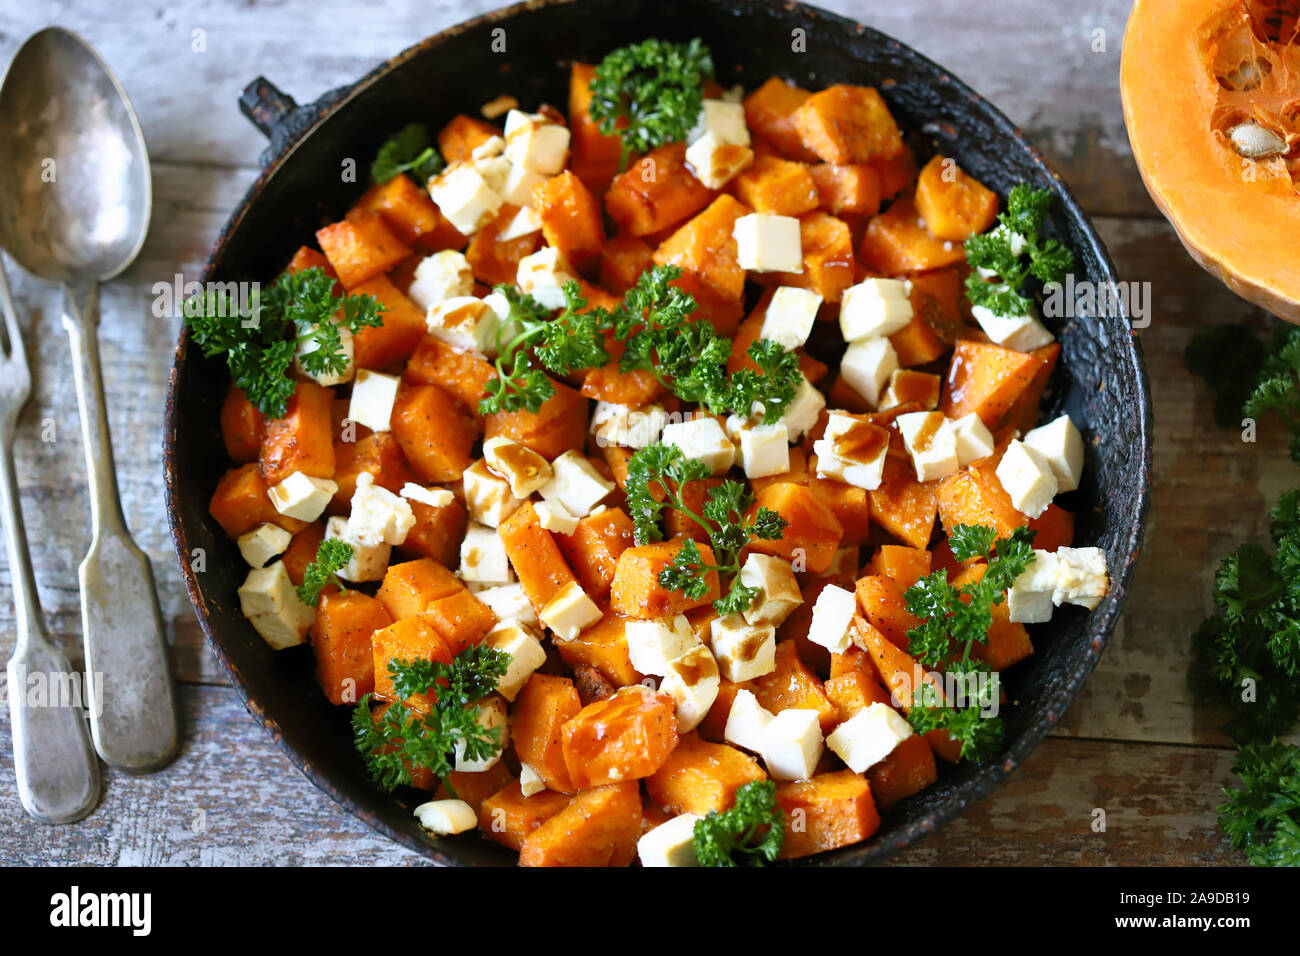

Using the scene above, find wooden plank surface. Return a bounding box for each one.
[0,0,1281,865]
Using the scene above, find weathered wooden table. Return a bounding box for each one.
[0,0,1290,865]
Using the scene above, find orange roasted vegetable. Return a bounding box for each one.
[745,482,844,575]
[646,732,767,815]
[561,686,679,788]
[775,770,881,859]
[310,591,391,705]
[479,781,572,851]
[914,155,999,241]
[390,384,477,483]
[609,539,722,618]
[518,781,642,867]
[259,382,335,486]
[512,673,583,794]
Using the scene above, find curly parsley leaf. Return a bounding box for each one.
[1184,324,1271,430]
[964,183,1074,320]
[296,538,354,606]
[1243,326,1300,463]
[371,123,445,185]
[1218,738,1300,866]
[906,673,1004,763]
[589,38,714,171]
[693,780,784,866]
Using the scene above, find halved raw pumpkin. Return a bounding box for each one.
[1122,0,1300,321]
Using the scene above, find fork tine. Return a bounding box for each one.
[0,250,25,366]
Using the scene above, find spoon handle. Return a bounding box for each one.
[62,284,179,773]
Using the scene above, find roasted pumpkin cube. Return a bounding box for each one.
[370,616,452,702]
[478,780,572,851]
[749,640,838,733]
[609,539,722,618]
[555,507,635,599]
[399,495,468,568]
[376,558,464,621]
[465,203,544,287]
[867,732,938,811]
[220,384,264,464]
[556,612,645,688]
[914,155,998,241]
[940,340,1043,428]
[209,463,307,539]
[775,769,882,859]
[405,333,497,416]
[743,77,818,161]
[645,732,767,815]
[599,233,655,293]
[533,170,605,271]
[437,114,501,163]
[347,274,428,372]
[259,382,335,486]
[484,378,587,461]
[499,501,582,615]
[420,588,496,654]
[311,591,392,705]
[316,212,411,289]
[561,686,679,789]
[513,673,583,793]
[860,195,967,274]
[868,456,939,550]
[745,482,844,575]
[809,163,882,216]
[791,85,903,164]
[732,156,819,216]
[390,384,478,483]
[652,194,751,303]
[518,781,642,867]
[605,143,716,236]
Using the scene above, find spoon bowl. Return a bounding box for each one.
[0,27,150,284]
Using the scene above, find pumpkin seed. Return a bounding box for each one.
[1229,122,1288,159]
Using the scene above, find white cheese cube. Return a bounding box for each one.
[486,622,547,701]
[539,580,602,642]
[428,162,502,234]
[733,213,803,273]
[499,162,546,208]
[688,99,751,146]
[995,439,1059,519]
[780,374,826,442]
[1053,547,1109,609]
[347,472,415,547]
[593,402,669,449]
[237,560,314,650]
[472,154,513,196]
[625,615,700,677]
[738,553,802,627]
[839,336,899,407]
[463,459,525,528]
[516,246,576,310]
[761,286,822,350]
[236,523,292,569]
[952,413,996,466]
[293,321,354,386]
[534,500,579,536]
[826,702,913,772]
[879,369,939,412]
[538,450,615,518]
[970,302,1055,352]
[1024,414,1085,493]
[407,250,474,311]
[268,471,338,523]
[724,689,775,753]
[475,582,538,627]
[497,204,543,241]
[660,417,735,475]
[813,412,889,491]
[324,516,391,582]
[399,483,455,508]
[484,435,553,498]
[348,369,400,432]
[453,696,508,772]
[760,709,824,781]
[414,799,477,835]
[471,134,506,161]
[684,132,753,189]
[807,583,856,653]
[737,421,790,479]
[519,762,546,797]
[839,278,913,342]
[425,296,498,355]
[896,411,960,483]
[708,615,777,682]
[661,644,721,734]
[637,812,703,867]
[460,522,513,585]
[503,110,570,175]
[1006,550,1060,624]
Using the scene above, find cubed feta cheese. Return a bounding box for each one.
[807,583,856,653]
[637,813,703,867]
[346,473,415,547]
[709,615,777,682]
[414,798,477,835]
[951,412,996,466]
[970,302,1055,352]
[399,482,455,508]
[516,246,576,311]
[660,417,735,475]
[453,696,508,772]
[539,580,602,642]
[293,321,354,386]
[463,459,525,528]
[324,516,391,582]
[896,411,960,482]
[661,644,720,733]
[688,99,751,146]
[237,560,314,650]
[407,250,474,311]
[1006,550,1060,624]
[268,471,338,523]
[236,523,292,569]
[1053,547,1109,609]
[472,154,513,195]
[839,336,899,407]
[737,553,802,627]
[486,622,547,701]
[425,296,498,355]
[684,133,754,188]
[474,582,538,627]
[761,286,822,350]
[825,701,913,772]
[471,134,506,161]
[995,439,1059,518]
[780,374,826,442]
[1024,414,1085,493]
[625,615,700,677]
[760,708,824,781]
[483,435,553,498]
[593,402,669,449]
[519,762,546,797]
[839,278,913,342]
[736,421,790,479]
[733,213,803,273]
[499,162,546,208]
[538,450,615,518]
[879,368,940,412]
[724,689,775,753]
[534,500,579,536]
[813,412,889,491]
[428,162,502,234]
[503,110,570,175]
[497,204,543,242]
[460,521,513,585]
[348,369,400,432]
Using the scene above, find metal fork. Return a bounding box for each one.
[0,252,100,823]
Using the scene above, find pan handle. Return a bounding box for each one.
[239,77,298,140]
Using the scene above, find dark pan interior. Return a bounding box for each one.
[164,0,1152,866]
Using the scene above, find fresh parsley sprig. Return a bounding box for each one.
[964,184,1074,319]
[183,267,384,419]
[907,675,1005,762]
[371,123,446,185]
[1243,326,1300,462]
[296,538,354,606]
[692,780,784,866]
[625,443,788,616]
[589,38,714,171]
[1218,738,1300,866]
[352,646,511,795]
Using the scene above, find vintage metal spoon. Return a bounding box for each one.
[0,28,178,772]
